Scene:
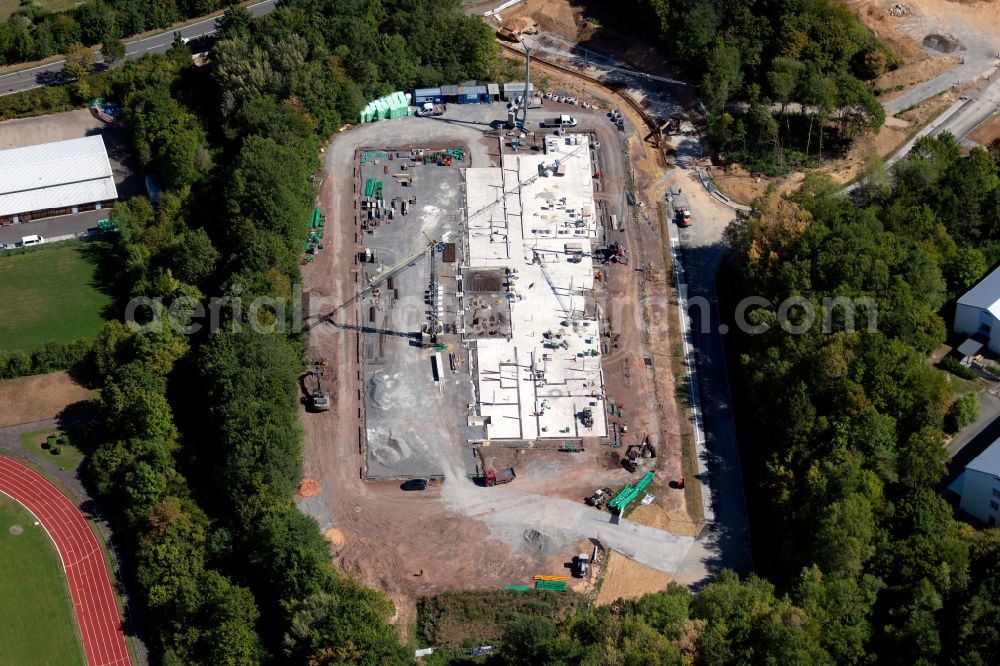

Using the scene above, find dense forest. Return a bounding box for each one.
[625,0,887,172]
[65,1,495,663]
[0,1,239,65]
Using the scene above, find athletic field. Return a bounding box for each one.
[0,243,112,352]
[0,495,85,665]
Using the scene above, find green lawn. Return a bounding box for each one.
[0,1,85,22]
[20,428,85,470]
[0,495,85,666]
[0,243,112,353]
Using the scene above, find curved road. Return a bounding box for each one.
[0,456,131,666]
[0,0,278,97]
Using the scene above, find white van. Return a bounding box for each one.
[18,234,44,247]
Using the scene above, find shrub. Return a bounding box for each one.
[939,355,979,380]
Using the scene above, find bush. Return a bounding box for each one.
[51,446,62,456]
[947,392,980,434]
[940,355,979,380]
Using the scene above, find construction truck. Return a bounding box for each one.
[541,114,578,128]
[667,188,692,227]
[307,363,330,412]
[415,102,445,117]
[484,467,516,486]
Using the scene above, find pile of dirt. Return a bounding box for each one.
[595,550,672,606]
[323,527,346,548]
[298,478,321,497]
[523,528,561,555]
[922,32,964,53]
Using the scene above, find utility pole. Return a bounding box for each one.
[520,44,531,129]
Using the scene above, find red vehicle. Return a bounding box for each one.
[484,468,516,486]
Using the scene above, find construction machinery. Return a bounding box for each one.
[586,488,613,510]
[484,467,516,486]
[623,437,656,473]
[306,362,330,412]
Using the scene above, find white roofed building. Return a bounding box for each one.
[954,437,1000,525]
[0,135,118,225]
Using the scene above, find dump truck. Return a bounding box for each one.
[484,467,516,486]
[667,188,692,227]
[541,114,578,128]
[307,363,330,412]
[415,102,445,117]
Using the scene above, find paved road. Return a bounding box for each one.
[0,209,107,245]
[0,0,278,97]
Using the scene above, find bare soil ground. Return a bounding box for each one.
[595,550,672,606]
[969,110,1000,145]
[0,372,95,428]
[628,502,701,537]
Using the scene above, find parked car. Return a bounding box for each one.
[18,234,44,247]
[401,478,429,491]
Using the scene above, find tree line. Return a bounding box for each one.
[67,1,499,664]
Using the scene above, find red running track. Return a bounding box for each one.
[0,456,131,666]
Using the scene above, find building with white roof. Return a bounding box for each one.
[462,133,607,441]
[955,436,1000,525]
[0,135,118,225]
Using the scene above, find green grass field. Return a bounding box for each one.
[0,1,84,22]
[0,243,112,353]
[20,428,85,470]
[0,495,85,665]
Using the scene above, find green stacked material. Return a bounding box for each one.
[361,151,390,164]
[96,218,117,231]
[445,147,464,160]
[608,471,655,513]
[363,179,384,198]
[608,484,633,510]
[534,580,567,591]
[309,208,325,229]
[561,443,578,452]
[504,585,531,592]
[358,92,411,123]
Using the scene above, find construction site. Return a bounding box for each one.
[297,70,718,627]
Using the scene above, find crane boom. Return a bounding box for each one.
[368,239,437,286]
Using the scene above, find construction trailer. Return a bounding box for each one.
[414,87,443,104]
[457,83,490,104]
[503,81,534,101]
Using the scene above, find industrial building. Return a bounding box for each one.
[954,265,1000,358]
[0,135,118,225]
[951,436,1000,525]
[464,133,607,441]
